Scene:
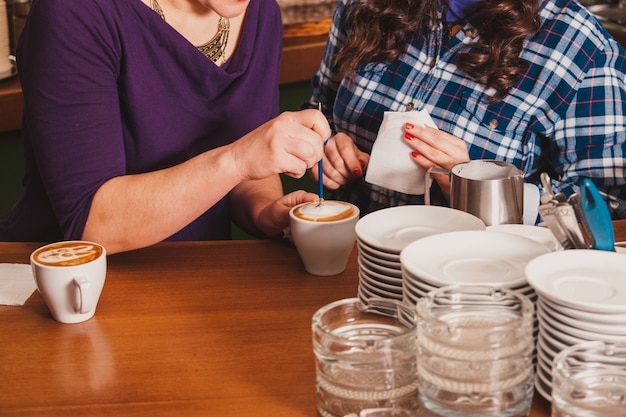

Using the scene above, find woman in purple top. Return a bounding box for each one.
[0,0,330,254]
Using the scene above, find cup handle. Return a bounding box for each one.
[424,167,450,205]
[73,277,93,314]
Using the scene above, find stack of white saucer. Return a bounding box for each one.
[401,229,553,362]
[354,205,486,305]
[526,249,626,401]
[400,230,550,308]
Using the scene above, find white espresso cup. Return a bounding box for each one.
[30,241,107,324]
[289,200,360,276]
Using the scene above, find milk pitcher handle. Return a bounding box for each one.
[424,167,450,205]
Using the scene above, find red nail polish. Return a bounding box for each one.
[411,151,419,158]
[353,168,362,176]
[405,122,415,129]
[359,159,366,168]
[404,133,413,141]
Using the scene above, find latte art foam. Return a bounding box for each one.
[33,242,103,266]
[294,201,355,222]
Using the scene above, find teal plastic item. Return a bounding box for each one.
[580,178,615,251]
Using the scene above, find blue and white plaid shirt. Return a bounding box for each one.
[306,0,626,219]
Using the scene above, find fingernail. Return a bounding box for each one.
[359,159,366,168]
[404,133,413,141]
[353,168,362,176]
[411,151,419,158]
[405,122,414,129]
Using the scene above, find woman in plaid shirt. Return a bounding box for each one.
[307,0,626,222]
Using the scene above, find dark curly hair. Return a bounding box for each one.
[334,0,541,102]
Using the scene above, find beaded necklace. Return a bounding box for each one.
[150,0,230,64]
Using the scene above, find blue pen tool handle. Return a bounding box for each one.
[318,159,323,201]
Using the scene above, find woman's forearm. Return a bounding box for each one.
[82,146,241,254]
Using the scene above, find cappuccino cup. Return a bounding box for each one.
[289,201,359,276]
[31,241,107,324]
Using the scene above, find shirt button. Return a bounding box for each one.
[489,119,499,129]
[406,102,415,111]
[465,28,476,37]
[381,197,390,206]
[429,58,436,68]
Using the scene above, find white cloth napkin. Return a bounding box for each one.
[365,110,438,195]
[0,263,36,306]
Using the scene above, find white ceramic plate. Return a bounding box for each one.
[403,267,537,299]
[358,255,402,278]
[358,279,403,301]
[487,224,562,252]
[402,281,430,300]
[357,240,401,260]
[534,372,552,402]
[401,230,550,288]
[358,259,403,282]
[355,205,486,253]
[536,332,560,363]
[526,250,626,314]
[543,297,626,325]
[538,298,626,335]
[538,302,626,344]
[358,270,402,293]
[402,271,439,292]
[358,245,401,268]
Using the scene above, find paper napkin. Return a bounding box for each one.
[365,110,438,195]
[0,263,36,306]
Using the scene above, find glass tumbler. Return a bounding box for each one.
[551,341,626,417]
[312,297,419,417]
[416,285,535,417]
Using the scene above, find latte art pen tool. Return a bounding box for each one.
[318,158,324,205]
[317,102,325,206]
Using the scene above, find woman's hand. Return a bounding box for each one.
[309,132,370,189]
[403,123,470,199]
[254,190,319,238]
[229,110,332,182]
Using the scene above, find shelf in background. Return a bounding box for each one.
[280,18,330,84]
[0,76,23,133]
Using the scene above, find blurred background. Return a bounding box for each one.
[2,0,625,237]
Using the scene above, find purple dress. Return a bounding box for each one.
[0,0,282,242]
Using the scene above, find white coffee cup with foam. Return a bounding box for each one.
[289,201,360,276]
[30,241,107,324]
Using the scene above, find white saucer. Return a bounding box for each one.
[534,353,554,401]
[359,275,403,299]
[536,332,560,363]
[402,281,430,302]
[358,245,401,269]
[402,271,438,292]
[538,302,626,344]
[401,230,550,289]
[541,297,626,325]
[358,255,402,278]
[355,205,485,253]
[358,280,402,303]
[534,372,552,402]
[357,240,401,260]
[526,250,626,314]
[358,270,402,293]
[538,298,626,336]
[486,224,562,252]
